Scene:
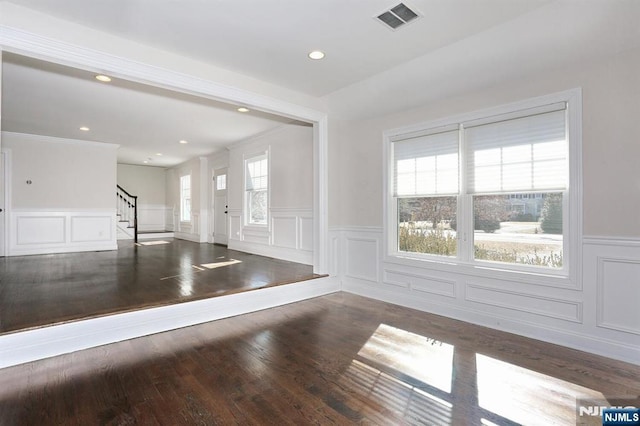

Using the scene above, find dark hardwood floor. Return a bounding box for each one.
[0,293,637,425]
[0,239,320,334]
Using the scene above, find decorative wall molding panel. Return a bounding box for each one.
[465,282,582,323]
[137,204,169,232]
[331,227,640,365]
[228,209,242,242]
[229,208,313,265]
[165,207,176,231]
[595,257,640,335]
[9,210,117,256]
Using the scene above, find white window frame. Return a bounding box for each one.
[383,89,582,288]
[244,151,269,227]
[180,174,191,223]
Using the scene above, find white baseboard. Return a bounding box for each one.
[0,276,341,369]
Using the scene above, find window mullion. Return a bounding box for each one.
[458,124,472,262]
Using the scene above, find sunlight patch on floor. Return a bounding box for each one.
[476,353,605,425]
[341,359,453,424]
[137,240,171,246]
[357,323,454,393]
[200,259,242,269]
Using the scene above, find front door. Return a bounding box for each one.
[213,168,228,245]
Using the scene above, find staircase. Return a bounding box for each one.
[116,185,138,243]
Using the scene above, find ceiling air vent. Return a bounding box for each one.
[376,3,420,30]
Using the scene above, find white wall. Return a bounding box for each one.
[2,132,118,255]
[227,124,314,264]
[330,47,640,235]
[117,163,167,231]
[327,47,640,364]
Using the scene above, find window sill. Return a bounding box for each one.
[383,253,577,289]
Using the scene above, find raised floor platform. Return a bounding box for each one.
[0,238,334,368]
[0,239,322,335]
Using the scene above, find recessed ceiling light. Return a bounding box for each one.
[237,107,250,113]
[156,153,163,156]
[179,140,188,144]
[79,126,90,131]
[308,50,325,60]
[95,75,112,82]
[143,160,148,164]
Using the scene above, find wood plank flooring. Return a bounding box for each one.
[0,239,320,334]
[0,293,637,425]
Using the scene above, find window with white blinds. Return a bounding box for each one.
[393,129,459,197]
[386,89,580,276]
[465,103,567,194]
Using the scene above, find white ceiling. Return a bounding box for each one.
[3,0,551,97]
[1,53,307,167]
[2,0,640,167]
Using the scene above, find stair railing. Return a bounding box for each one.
[116,185,138,243]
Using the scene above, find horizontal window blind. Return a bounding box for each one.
[393,129,459,197]
[465,107,567,194]
[246,156,268,191]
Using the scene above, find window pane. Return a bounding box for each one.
[474,165,501,192]
[393,129,459,197]
[216,174,227,191]
[502,163,531,190]
[473,193,563,268]
[466,108,567,194]
[398,197,457,256]
[246,156,268,190]
[249,190,267,224]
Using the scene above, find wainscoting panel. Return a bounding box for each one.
[164,207,176,231]
[383,269,456,297]
[299,217,314,252]
[70,216,112,242]
[272,216,297,249]
[228,208,313,265]
[17,216,65,245]
[138,204,168,231]
[334,227,640,365]
[344,229,380,283]
[10,210,117,256]
[243,228,270,245]
[465,282,582,322]
[228,209,242,242]
[593,249,640,336]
